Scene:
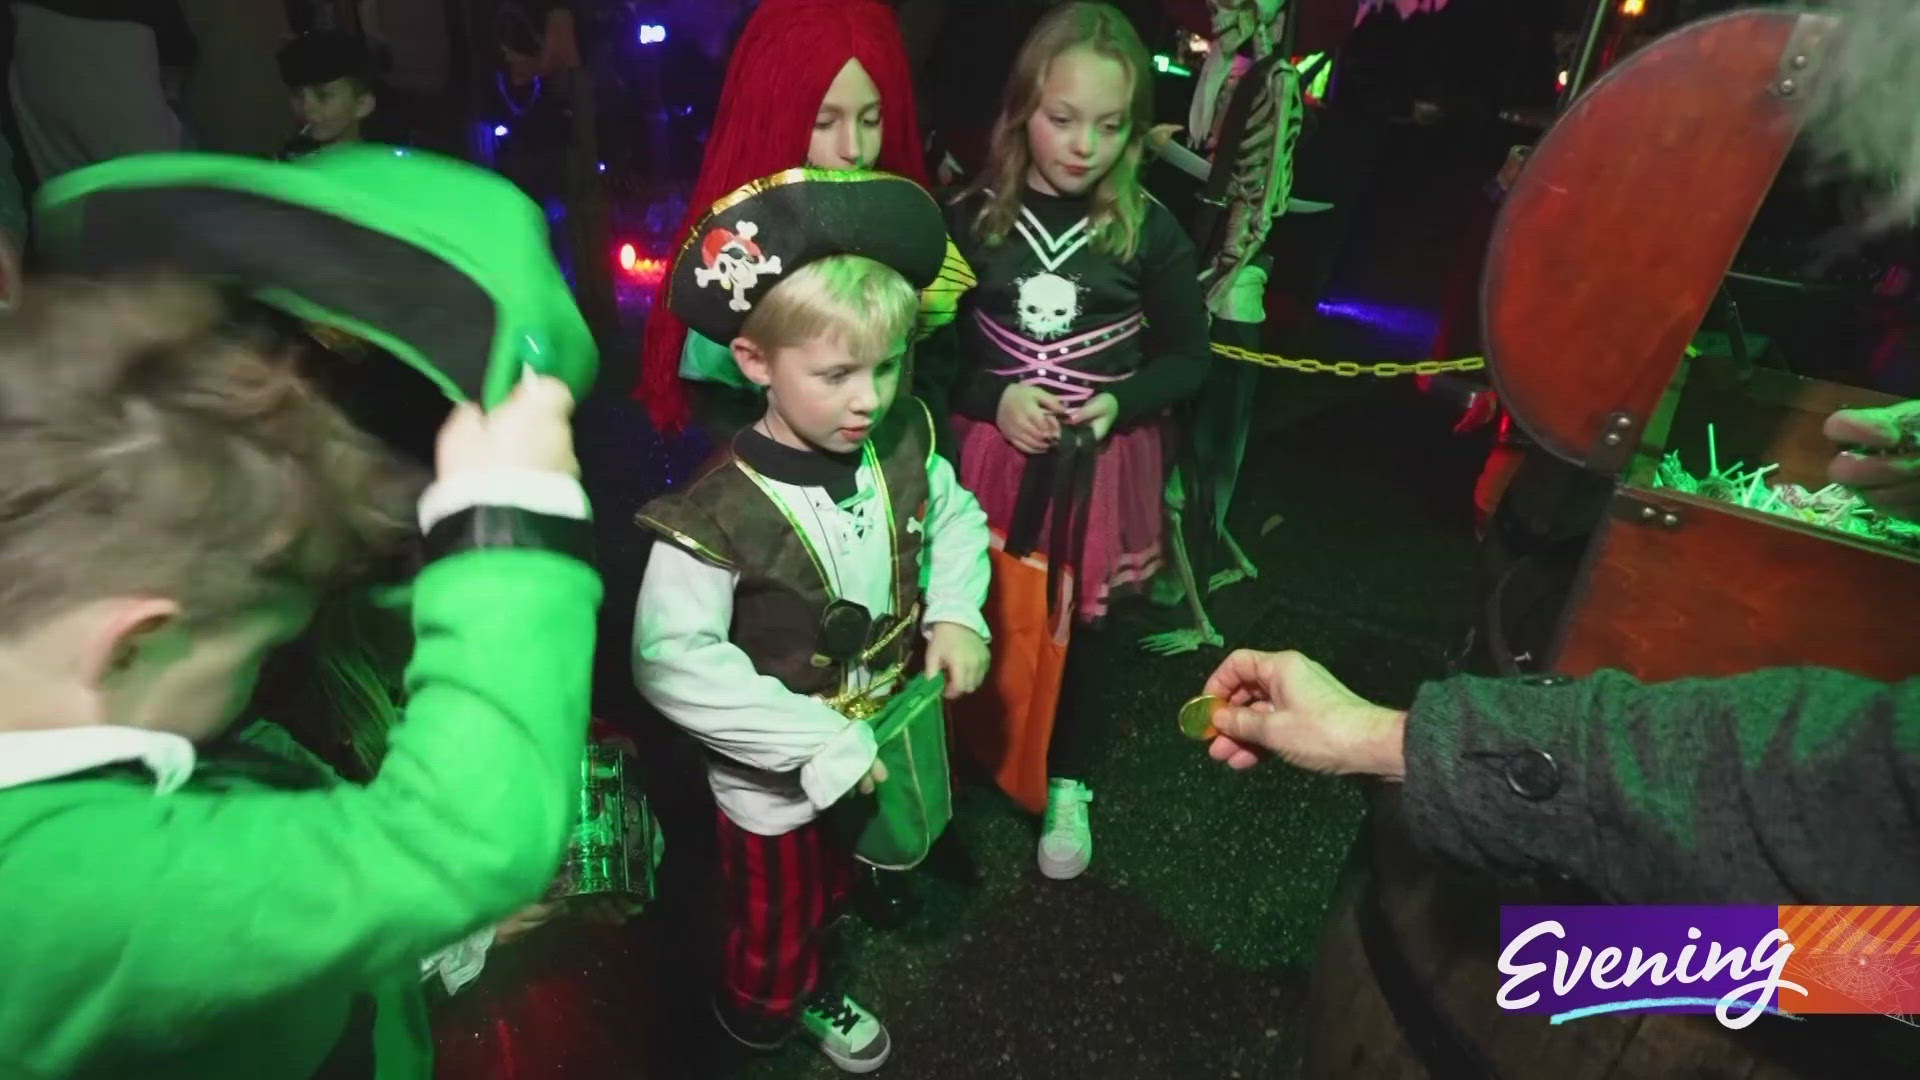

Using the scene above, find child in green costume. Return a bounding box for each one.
[0,147,602,1078]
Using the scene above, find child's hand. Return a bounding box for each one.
[856,758,889,795]
[924,622,989,698]
[998,383,1066,454]
[435,373,579,479]
[1067,392,1118,442]
[494,901,555,944]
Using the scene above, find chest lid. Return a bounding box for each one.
[1481,9,1834,473]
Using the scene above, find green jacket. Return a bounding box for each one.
[0,547,601,1078]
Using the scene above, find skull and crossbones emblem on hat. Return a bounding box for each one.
[694,220,784,312]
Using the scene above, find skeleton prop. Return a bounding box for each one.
[1141,0,1312,655]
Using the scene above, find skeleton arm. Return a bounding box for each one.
[1149,130,1214,182]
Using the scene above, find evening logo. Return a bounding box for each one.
[1498,906,1920,1029]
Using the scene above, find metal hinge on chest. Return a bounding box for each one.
[1770,13,1837,101]
[1585,411,1639,473]
[1610,491,1684,531]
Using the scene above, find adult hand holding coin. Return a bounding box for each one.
[1195,650,1408,779]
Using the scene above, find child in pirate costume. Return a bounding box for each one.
[945,3,1211,878]
[633,169,991,1074]
[636,0,975,461]
[0,146,601,1078]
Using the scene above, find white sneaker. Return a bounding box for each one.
[800,992,891,1073]
[1037,778,1094,880]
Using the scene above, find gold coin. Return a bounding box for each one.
[1178,693,1222,740]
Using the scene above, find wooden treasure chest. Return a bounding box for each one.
[1480,7,1920,685]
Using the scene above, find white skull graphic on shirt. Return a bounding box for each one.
[1015,272,1080,341]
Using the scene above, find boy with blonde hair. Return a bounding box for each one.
[635,169,991,1073]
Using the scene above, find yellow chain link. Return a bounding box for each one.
[1210,341,1486,377]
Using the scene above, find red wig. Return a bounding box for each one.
[635,0,929,432]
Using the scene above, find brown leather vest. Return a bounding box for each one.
[635,398,935,698]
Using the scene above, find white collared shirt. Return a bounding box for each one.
[634,449,990,836]
[0,726,196,793]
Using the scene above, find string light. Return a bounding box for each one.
[1620,0,1645,15]
[638,24,666,45]
[493,124,509,137]
[616,243,667,284]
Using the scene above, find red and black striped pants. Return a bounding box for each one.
[716,809,855,1024]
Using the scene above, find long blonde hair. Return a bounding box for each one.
[966,3,1154,260]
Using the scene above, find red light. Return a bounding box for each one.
[615,243,667,285]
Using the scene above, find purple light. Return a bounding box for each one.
[637,24,666,45]
[493,124,509,137]
[1315,297,1439,346]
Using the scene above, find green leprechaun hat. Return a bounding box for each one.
[668,168,946,345]
[31,144,596,407]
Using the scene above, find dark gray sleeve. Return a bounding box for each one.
[1401,667,1920,904]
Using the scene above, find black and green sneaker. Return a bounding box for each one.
[799,992,890,1073]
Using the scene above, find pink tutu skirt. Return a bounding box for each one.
[954,415,1166,623]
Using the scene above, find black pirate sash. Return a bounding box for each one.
[1005,424,1097,621]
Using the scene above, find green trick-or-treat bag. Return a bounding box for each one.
[846,673,952,870]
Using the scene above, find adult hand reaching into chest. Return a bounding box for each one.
[1826,398,1920,520]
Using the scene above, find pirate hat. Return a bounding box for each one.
[667,168,945,345]
[277,30,374,89]
[32,145,596,407]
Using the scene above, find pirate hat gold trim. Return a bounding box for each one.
[666,168,946,345]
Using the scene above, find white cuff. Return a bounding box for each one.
[419,925,497,996]
[921,603,991,646]
[797,719,879,812]
[417,470,591,534]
